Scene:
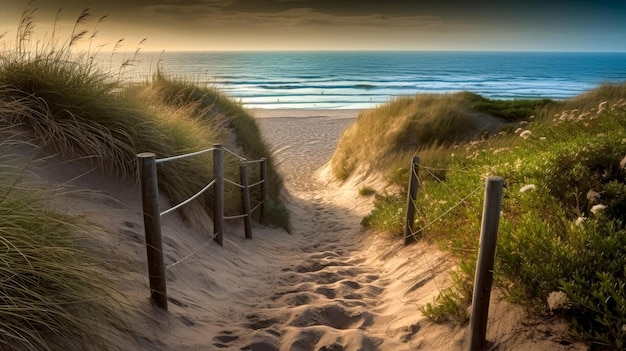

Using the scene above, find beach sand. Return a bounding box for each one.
[23,108,585,350]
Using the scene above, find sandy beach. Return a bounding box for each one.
[27,108,585,350]
[254,109,358,192]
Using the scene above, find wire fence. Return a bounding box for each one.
[403,156,487,245]
[401,155,503,350]
[137,144,267,310]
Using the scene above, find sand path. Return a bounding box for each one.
[209,111,585,351]
[209,112,460,351]
[239,114,391,349]
[15,109,586,350]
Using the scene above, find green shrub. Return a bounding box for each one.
[419,288,469,323]
[358,186,376,196]
[544,137,626,221]
[361,193,406,236]
[560,219,626,349]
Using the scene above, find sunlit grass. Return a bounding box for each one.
[0,6,288,228]
[330,92,512,182]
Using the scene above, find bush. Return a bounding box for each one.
[361,193,406,236]
[544,138,626,222]
[560,220,626,349]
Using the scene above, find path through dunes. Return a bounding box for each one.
[219,113,587,351]
[18,111,588,350]
[241,115,458,350]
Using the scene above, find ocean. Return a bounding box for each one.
[119,51,626,110]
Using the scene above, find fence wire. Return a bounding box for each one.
[406,183,483,241]
[405,161,485,242]
[165,232,220,271]
[150,145,266,276]
[223,146,247,162]
[161,179,216,217]
[155,147,216,164]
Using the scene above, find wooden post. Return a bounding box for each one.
[240,163,252,239]
[469,176,504,351]
[404,156,420,245]
[137,153,168,310]
[259,158,267,225]
[213,144,224,246]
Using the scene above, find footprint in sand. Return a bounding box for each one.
[244,117,390,350]
[240,247,387,350]
[212,330,239,349]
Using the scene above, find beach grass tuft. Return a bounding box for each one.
[331,93,509,182]
[0,150,132,351]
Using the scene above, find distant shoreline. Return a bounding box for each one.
[248,108,362,119]
[102,51,626,109]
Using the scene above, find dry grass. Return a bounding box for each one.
[0,6,287,227]
[330,93,505,181]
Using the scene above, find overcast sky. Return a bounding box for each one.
[1,0,625,52]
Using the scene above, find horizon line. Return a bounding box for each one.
[129,49,626,54]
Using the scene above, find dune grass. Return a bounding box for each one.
[0,6,289,349]
[330,92,513,182]
[147,71,288,227]
[0,6,287,228]
[0,151,131,351]
[334,84,626,348]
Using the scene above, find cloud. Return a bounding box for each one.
[137,4,450,31]
[141,4,222,18]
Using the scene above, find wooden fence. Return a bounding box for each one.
[137,144,266,310]
[403,156,503,350]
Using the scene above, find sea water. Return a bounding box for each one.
[119,51,626,109]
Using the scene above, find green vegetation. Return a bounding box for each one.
[358,186,376,196]
[332,84,626,348]
[0,7,288,350]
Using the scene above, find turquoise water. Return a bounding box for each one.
[124,51,626,109]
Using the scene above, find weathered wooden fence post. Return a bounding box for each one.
[259,157,267,225]
[404,156,420,245]
[137,153,168,310]
[240,163,252,239]
[469,176,504,351]
[213,144,224,246]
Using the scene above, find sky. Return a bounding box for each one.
[0,0,625,52]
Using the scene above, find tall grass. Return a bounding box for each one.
[147,71,289,228]
[330,93,511,182]
[340,84,626,348]
[0,151,132,351]
[0,7,288,229]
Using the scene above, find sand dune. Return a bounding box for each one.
[20,108,586,350]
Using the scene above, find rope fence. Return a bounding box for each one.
[402,154,503,350]
[137,143,267,310]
